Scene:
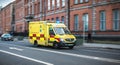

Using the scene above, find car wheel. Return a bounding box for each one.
[1,38,3,41]
[2,38,5,41]
[11,39,13,41]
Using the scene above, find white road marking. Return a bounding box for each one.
[28,47,120,64]
[0,43,120,64]
[9,47,23,51]
[0,50,53,65]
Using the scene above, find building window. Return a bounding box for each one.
[51,18,54,21]
[56,0,60,8]
[48,0,50,10]
[113,9,120,30]
[80,0,83,3]
[47,19,50,21]
[82,14,89,31]
[62,0,65,7]
[74,15,79,31]
[32,0,35,2]
[100,11,106,31]
[85,0,89,2]
[56,17,59,21]
[74,0,78,4]
[52,0,55,9]
[56,17,60,23]
[61,16,64,23]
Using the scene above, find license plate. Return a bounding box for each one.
[67,44,74,46]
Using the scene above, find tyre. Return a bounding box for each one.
[53,43,59,49]
[34,40,39,46]
[1,38,4,41]
[69,46,74,49]
[11,39,14,41]
[1,38,3,41]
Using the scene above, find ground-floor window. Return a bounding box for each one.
[82,13,89,31]
[100,11,106,31]
[113,9,120,30]
[74,14,79,31]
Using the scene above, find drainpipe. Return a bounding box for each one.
[44,0,46,20]
[40,0,43,20]
[66,0,70,29]
[32,0,34,15]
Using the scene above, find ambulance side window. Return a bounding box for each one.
[49,27,55,35]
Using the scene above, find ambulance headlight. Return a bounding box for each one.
[60,38,64,42]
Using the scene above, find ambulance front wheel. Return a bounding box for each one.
[53,43,60,49]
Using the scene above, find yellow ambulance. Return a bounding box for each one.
[29,21,76,49]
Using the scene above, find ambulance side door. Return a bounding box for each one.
[48,26,55,43]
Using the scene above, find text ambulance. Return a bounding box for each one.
[29,21,76,49]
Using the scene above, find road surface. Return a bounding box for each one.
[0,41,120,65]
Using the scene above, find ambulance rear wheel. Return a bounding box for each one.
[53,43,59,49]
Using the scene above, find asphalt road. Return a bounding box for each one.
[0,41,120,65]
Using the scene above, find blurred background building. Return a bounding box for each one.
[0,0,120,40]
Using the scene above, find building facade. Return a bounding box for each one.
[46,0,120,36]
[0,0,120,38]
[0,7,2,34]
[0,2,14,34]
[15,0,25,32]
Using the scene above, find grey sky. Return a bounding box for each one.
[0,0,15,7]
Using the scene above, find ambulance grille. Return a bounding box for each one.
[65,38,74,42]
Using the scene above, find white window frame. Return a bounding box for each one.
[113,9,120,30]
[32,0,34,2]
[74,0,78,4]
[85,0,89,2]
[80,0,83,3]
[52,0,55,9]
[100,11,106,31]
[74,14,79,31]
[83,14,89,31]
[56,0,60,8]
[62,0,65,7]
[48,0,50,10]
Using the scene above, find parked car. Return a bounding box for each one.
[1,33,14,41]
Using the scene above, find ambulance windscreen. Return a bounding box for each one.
[54,27,71,35]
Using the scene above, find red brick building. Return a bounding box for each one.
[1,0,120,39]
[15,0,45,32]
[0,7,2,34]
[15,0,25,32]
[0,2,14,34]
[45,0,120,37]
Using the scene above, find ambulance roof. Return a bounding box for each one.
[47,23,66,27]
[29,21,66,27]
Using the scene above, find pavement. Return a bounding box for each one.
[83,43,120,49]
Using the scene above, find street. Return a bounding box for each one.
[0,41,120,65]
